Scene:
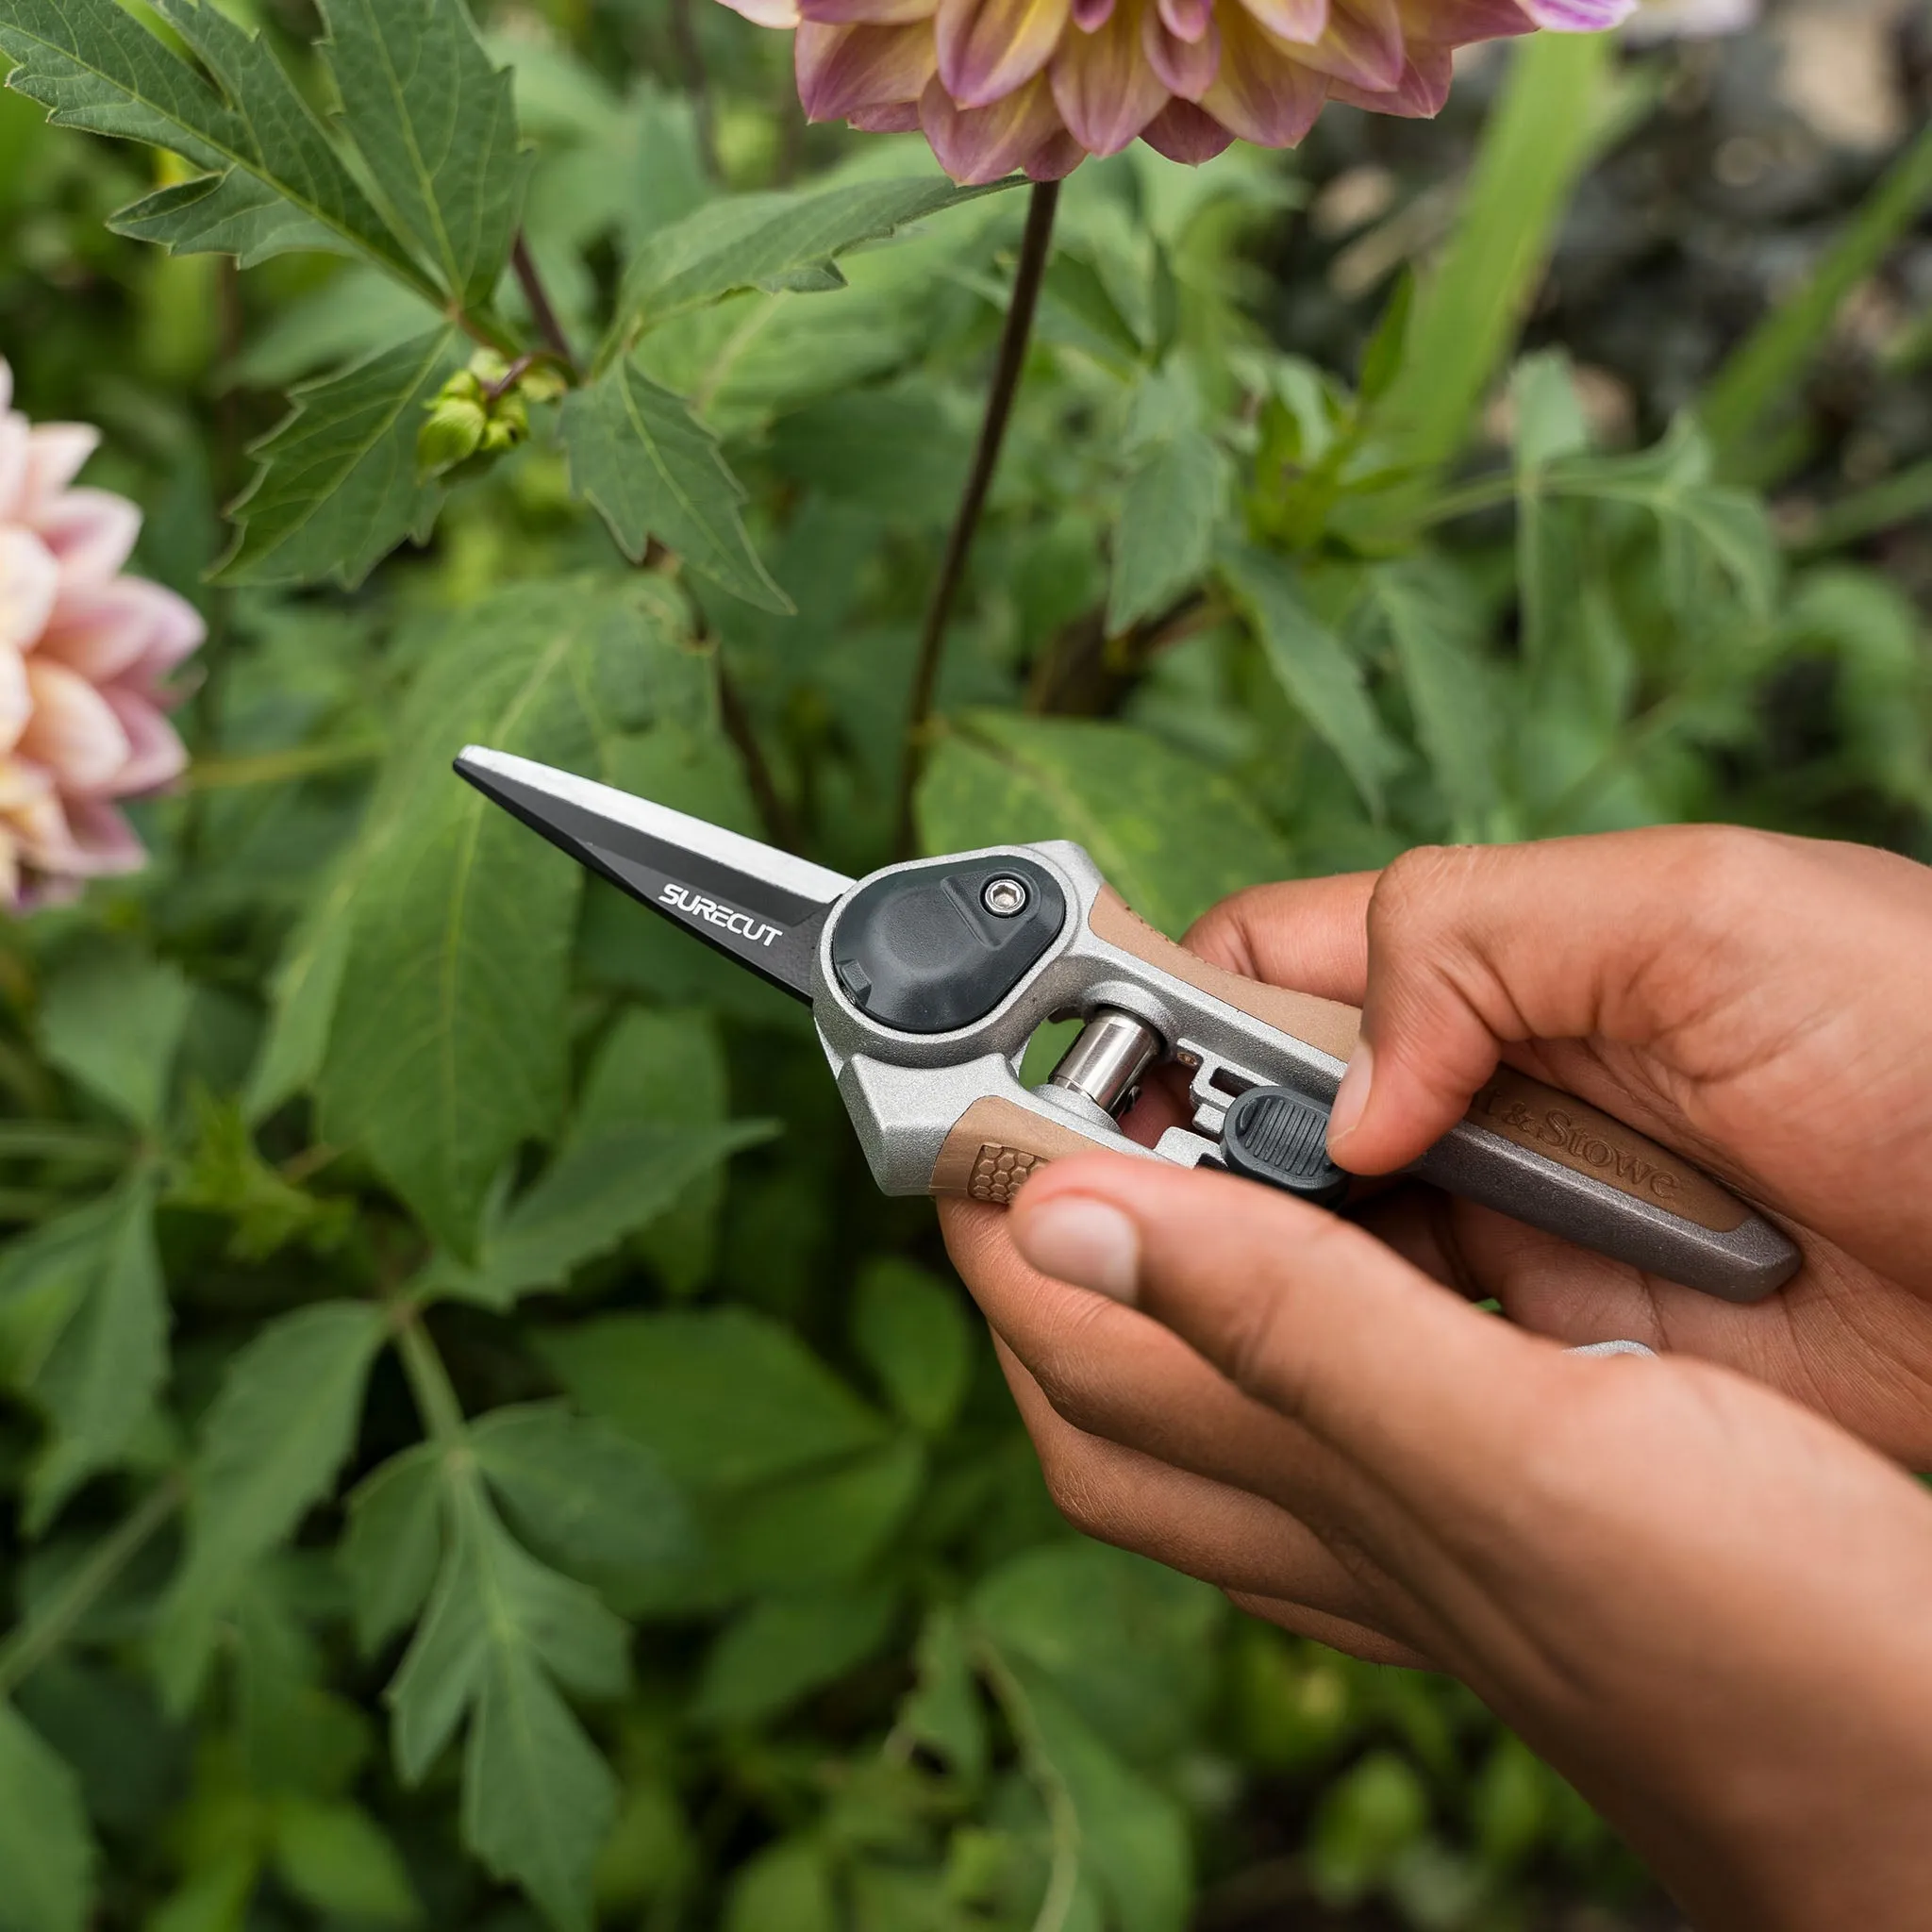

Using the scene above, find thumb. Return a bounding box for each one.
[1324,829,1771,1175]
[1008,1155,1557,1520]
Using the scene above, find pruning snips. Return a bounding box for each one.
[456,747,1799,1303]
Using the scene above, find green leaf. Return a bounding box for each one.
[712,1437,924,1593]
[242,869,359,1124]
[10,1660,180,1839]
[462,1648,618,1932]
[423,1120,773,1312]
[145,1848,258,1932]
[390,1490,626,1780]
[39,950,190,1134]
[158,1302,388,1703]
[990,1657,1191,1932]
[215,327,464,589]
[1510,351,1590,669]
[898,1606,987,1783]
[1780,567,1932,807]
[724,1839,837,1932]
[270,1797,420,1924]
[615,175,1017,338]
[560,357,790,611]
[1368,561,1499,838]
[1220,542,1402,820]
[850,1259,972,1436]
[341,1442,445,1655]
[766,384,972,526]
[1106,429,1224,638]
[1365,32,1619,478]
[1511,349,1591,470]
[1356,270,1413,406]
[387,1489,624,1930]
[974,1542,1221,1763]
[470,1403,695,1594]
[1307,1751,1431,1905]
[318,0,525,308]
[319,577,695,1254]
[541,1309,889,1491]
[225,1576,373,1799]
[920,712,1293,938]
[0,0,427,287]
[574,1007,736,1295]
[18,1176,166,1534]
[1701,119,1932,470]
[0,1702,94,1932]
[692,1583,897,1728]
[1544,420,1779,619]
[641,288,916,439]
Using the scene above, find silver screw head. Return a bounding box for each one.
[981,874,1029,917]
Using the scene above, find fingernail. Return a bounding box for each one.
[1328,1042,1374,1152]
[1016,1196,1141,1304]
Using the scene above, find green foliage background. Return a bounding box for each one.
[0,3,1926,1930]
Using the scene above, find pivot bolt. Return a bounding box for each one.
[981,875,1030,917]
[1045,1008,1163,1119]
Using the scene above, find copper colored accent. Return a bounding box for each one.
[930,1096,1114,1197]
[1469,1069,1746,1233]
[1088,890,1362,1062]
[966,1145,1043,1203]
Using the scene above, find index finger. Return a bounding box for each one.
[1181,871,1377,1001]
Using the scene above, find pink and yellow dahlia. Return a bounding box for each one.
[0,358,203,908]
[725,0,1635,181]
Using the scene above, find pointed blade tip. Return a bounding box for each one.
[453,743,505,781]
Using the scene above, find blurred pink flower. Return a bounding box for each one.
[0,358,202,908]
[726,0,1633,181]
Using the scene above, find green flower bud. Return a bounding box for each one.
[468,348,514,389]
[417,396,488,478]
[518,366,569,407]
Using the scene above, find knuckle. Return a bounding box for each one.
[1367,844,1482,950]
[1036,1441,1132,1545]
[1021,1291,1128,1438]
[1662,824,1782,910]
[1215,1274,1305,1410]
[1209,1217,1359,1413]
[1182,886,1265,973]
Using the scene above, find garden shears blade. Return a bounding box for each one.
[456,747,1801,1307]
[455,745,854,1000]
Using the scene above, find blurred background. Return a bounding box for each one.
[0,2,1928,1930]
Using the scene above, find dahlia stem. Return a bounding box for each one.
[512,233,578,376]
[892,178,1060,859]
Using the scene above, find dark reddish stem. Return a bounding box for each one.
[511,233,577,375]
[891,179,1060,859]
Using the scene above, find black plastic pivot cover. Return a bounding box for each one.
[828,857,1066,1034]
[1221,1087,1350,1208]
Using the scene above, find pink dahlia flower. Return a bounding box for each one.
[0,358,203,908]
[728,0,1635,181]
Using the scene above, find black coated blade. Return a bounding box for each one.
[455,746,854,1001]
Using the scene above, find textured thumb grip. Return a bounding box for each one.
[929,1097,1118,1201]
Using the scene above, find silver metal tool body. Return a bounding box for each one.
[811,842,1795,1299]
[455,746,1801,1305]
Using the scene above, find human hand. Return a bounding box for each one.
[1147,827,1932,1465]
[941,1157,1932,1932]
